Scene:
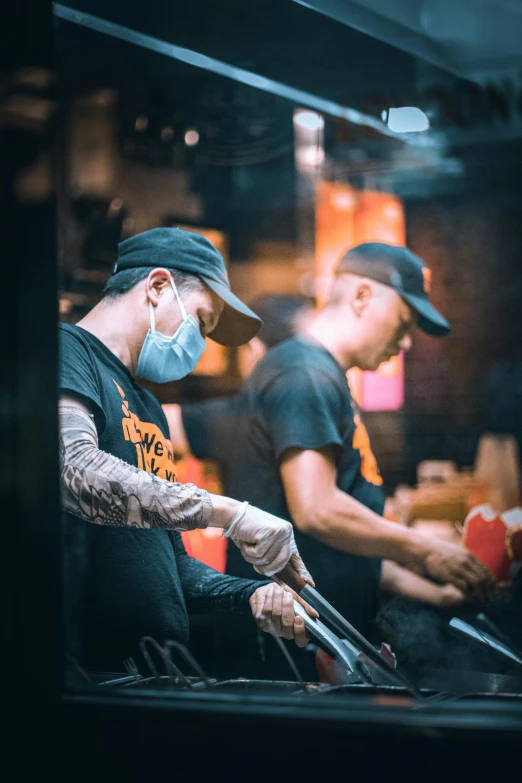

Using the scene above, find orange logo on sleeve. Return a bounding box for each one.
[352,414,383,487]
[114,381,177,482]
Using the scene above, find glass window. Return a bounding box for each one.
[54,1,522,721]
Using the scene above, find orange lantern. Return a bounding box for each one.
[315,182,405,411]
[173,227,229,571]
[178,225,229,377]
[177,455,228,573]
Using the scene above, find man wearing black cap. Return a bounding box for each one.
[58,227,315,672]
[220,242,494,678]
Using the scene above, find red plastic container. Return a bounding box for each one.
[463,505,522,583]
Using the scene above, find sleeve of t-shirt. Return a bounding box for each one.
[261,366,344,461]
[58,327,106,433]
[172,532,263,614]
[181,396,240,461]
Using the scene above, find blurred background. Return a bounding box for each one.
[4,3,522,765]
[12,0,521,564]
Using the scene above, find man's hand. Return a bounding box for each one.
[422,539,496,600]
[429,583,467,607]
[225,504,314,584]
[380,559,468,607]
[249,584,317,648]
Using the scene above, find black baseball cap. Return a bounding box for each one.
[336,242,450,336]
[113,227,261,346]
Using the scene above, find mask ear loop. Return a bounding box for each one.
[170,277,188,320]
[148,301,156,332]
[148,277,187,333]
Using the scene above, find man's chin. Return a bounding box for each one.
[368,357,386,372]
[357,355,389,372]
[376,352,399,369]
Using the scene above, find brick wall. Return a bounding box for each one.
[366,190,522,493]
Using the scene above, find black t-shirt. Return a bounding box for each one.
[182,395,244,495]
[225,338,385,638]
[59,323,258,672]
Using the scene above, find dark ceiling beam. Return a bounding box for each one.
[54,2,407,141]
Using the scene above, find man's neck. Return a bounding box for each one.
[77,299,141,374]
[304,310,358,372]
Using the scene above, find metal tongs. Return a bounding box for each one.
[275,563,422,698]
[449,617,522,668]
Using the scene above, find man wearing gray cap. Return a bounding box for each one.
[59,227,314,672]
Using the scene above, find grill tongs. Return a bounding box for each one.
[275,563,422,698]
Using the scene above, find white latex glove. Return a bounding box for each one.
[223,502,314,584]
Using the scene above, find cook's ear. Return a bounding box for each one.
[145,268,172,306]
[352,280,372,317]
[237,336,265,379]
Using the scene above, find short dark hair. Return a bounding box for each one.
[248,294,314,349]
[102,266,204,300]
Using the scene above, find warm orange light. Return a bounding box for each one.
[353,190,405,246]
[193,339,228,376]
[362,352,404,411]
[315,181,357,307]
[315,183,406,411]
[346,368,363,407]
[177,455,227,572]
[181,527,227,573]
[177,225,229,376]
[177,225,228,260]
[168,227,230,570]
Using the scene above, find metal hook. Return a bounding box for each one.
[66,653,93,685]
[139,636,192,687]
[164,640,213,689]
[265,619,305,684]
[122,657,142,683]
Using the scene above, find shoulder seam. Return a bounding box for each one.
[260,361,346,402]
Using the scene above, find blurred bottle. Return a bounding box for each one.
[474,434,521,513]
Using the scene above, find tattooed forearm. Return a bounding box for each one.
[59,404,212,530]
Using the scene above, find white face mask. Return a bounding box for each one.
[136,277,206,383]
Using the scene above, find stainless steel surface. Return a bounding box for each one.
[449,617,522,667]
[96,674,143,687]
[122,675,216,690]
[292,599,361,677]
[412,667,522,696]
[111,670,522,699]
[122,657,142,682]
[210,679,328,695]
[476,613,522,658]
